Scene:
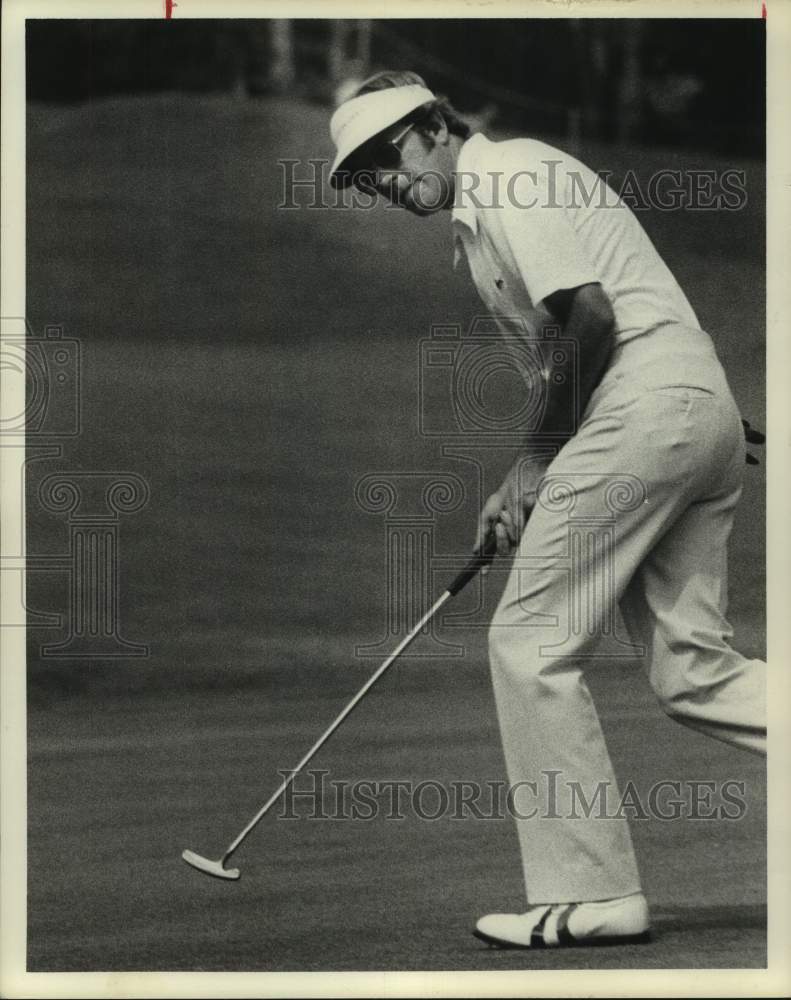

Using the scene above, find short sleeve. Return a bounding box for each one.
[497,151,599,307]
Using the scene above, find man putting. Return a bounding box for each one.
[327,71,766,948]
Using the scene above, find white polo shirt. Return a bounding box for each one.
[451,133,703,350]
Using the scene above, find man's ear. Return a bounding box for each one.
[421,111,449,146]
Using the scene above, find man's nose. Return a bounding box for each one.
[378,169,410,200]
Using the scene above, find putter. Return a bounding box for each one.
[182,536,497,880]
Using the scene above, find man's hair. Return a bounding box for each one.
[353,70,472,140]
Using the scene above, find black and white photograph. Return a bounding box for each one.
[1,0,789,996]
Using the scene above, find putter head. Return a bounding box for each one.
[182,849,240,880]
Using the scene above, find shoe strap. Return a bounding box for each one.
[555,903,578,946]
[530,906,553,948]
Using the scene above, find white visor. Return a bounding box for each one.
[329,84,436,188]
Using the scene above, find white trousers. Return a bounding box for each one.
[488,341,766,904]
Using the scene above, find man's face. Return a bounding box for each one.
[355,117,453,216]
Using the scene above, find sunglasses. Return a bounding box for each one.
[369,121,416,170]
[353,122,416,193]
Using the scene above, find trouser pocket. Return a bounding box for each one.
[651,385,717,398]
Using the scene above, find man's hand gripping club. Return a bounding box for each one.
[474,456,549,574]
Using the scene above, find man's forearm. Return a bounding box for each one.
[526,295,615,447]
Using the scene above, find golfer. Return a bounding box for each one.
[328,71,766,948]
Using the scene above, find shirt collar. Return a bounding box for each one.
[451,132,489,235]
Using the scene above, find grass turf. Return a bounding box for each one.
[24,93,766,972]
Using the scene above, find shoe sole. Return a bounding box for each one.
[472,927,652,949]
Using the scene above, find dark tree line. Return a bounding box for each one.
[26,19,764,156]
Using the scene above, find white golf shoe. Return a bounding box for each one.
[474,892,651,948]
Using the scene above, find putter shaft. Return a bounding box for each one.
[222,590,452,864]
[184,537,496,877]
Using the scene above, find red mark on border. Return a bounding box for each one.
[165,0,176,17]
[761,1,766,17]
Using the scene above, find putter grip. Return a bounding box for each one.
[446,536,498,596]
